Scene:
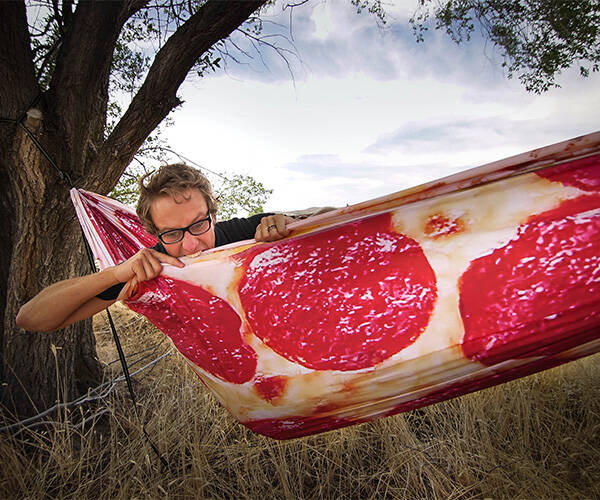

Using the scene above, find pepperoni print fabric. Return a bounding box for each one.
[71,136,600,440]
[128,277,258,384]
[459,155,600,367]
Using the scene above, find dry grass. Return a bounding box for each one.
[2,305,599,499]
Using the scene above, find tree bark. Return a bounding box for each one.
[1,0,268,418]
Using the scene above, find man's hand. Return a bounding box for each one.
[15,247,184,332]
[255,214,294,242]
[112,248,184,284]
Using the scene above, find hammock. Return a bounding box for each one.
[72,131,600,440]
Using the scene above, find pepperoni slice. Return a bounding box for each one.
[128,277,257,384]
[537,154,600,192]
[238,213,437,371]
[459,194,600,366]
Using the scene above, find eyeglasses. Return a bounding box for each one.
[157,215,212,244]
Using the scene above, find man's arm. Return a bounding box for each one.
[16,248,183,332]
[214,213,293,246]
[16,269,123,332]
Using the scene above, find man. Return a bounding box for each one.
[16,163,292,332]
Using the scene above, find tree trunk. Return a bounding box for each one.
[1,117,102,417]
[0,1,100,418]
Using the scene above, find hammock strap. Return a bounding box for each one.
[1,93,74,188]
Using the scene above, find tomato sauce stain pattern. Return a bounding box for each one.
[254,375,288,402]
[424,213,465,239]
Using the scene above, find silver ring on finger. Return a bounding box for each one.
[267,224,277,231]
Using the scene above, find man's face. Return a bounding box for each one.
[150,188,216,257]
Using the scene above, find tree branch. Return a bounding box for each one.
[88,0,268,193]
[0,1,39,120]
[51,0,65,36]
[62,0,74,27]
[49,0,125,107]
[46,0,149,179]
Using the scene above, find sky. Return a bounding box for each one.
[163,0,600,213]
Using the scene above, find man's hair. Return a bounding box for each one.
[136,163,218,234]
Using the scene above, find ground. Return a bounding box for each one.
[1,305,598,499]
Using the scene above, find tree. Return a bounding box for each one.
[214,174,274,219]
[0,0,272,418]
[411,0,600,93]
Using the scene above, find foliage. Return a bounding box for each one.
[110,19,154,98]
[109,164,149,206]
[410,0,600,93]
[351,0,387,23]
[214,173,273,219]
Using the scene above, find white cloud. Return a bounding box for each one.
[164,0,600,214]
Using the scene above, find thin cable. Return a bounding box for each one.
[0,95,73,189]
[81,231,169,470]
[152,146,230,182]
[0,348,173,435]
[105,337,168,367]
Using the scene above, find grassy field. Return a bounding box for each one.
[1,305,599,499]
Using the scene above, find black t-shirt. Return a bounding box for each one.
[97,213,272,301]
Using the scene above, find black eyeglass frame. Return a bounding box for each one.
[157,215,212,244]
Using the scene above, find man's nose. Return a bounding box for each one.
[181,230,199,252]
